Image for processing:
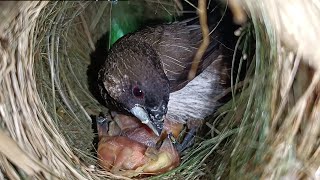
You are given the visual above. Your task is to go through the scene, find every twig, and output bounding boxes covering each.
[228,0,247,24]
[188,0,209,80]
[184,0,200,11]
[173,0,183,11]
[89,2,108,31]
[80,14,95,51]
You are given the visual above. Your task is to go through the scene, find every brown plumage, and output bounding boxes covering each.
[98,15,234,136]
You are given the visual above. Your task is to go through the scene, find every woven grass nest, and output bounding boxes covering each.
[0,1,319,179]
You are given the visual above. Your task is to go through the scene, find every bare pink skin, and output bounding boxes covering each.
[97,114,183,177]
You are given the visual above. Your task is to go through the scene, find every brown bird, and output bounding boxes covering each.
[97,14,233,139]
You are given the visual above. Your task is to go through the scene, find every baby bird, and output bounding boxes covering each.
[97,114,183,177]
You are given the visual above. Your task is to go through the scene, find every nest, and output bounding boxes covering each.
[0,0,319,179]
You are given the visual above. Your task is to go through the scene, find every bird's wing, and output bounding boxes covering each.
[125,17,227,92]
[155,19,224,92]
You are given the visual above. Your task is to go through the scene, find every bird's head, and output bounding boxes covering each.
[98,39,170,136]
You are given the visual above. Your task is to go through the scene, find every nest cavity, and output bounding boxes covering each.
[0,1,319,180]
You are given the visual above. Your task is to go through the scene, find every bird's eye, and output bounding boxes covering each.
[132,86,144,98]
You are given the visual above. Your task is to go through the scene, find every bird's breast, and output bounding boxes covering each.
[166,57,226,123]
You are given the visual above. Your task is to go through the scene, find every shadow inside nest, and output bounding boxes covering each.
[90,115,99,158]
[87,32,109,107]
[87,32,110,156]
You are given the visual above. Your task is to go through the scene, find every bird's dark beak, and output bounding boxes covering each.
[130,104,165,136]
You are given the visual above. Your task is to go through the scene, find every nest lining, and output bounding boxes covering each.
[0,1,319,180]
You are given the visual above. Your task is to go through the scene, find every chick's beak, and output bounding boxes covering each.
[130,105,165,136]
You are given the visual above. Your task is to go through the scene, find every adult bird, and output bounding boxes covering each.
[97,12,234,137]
